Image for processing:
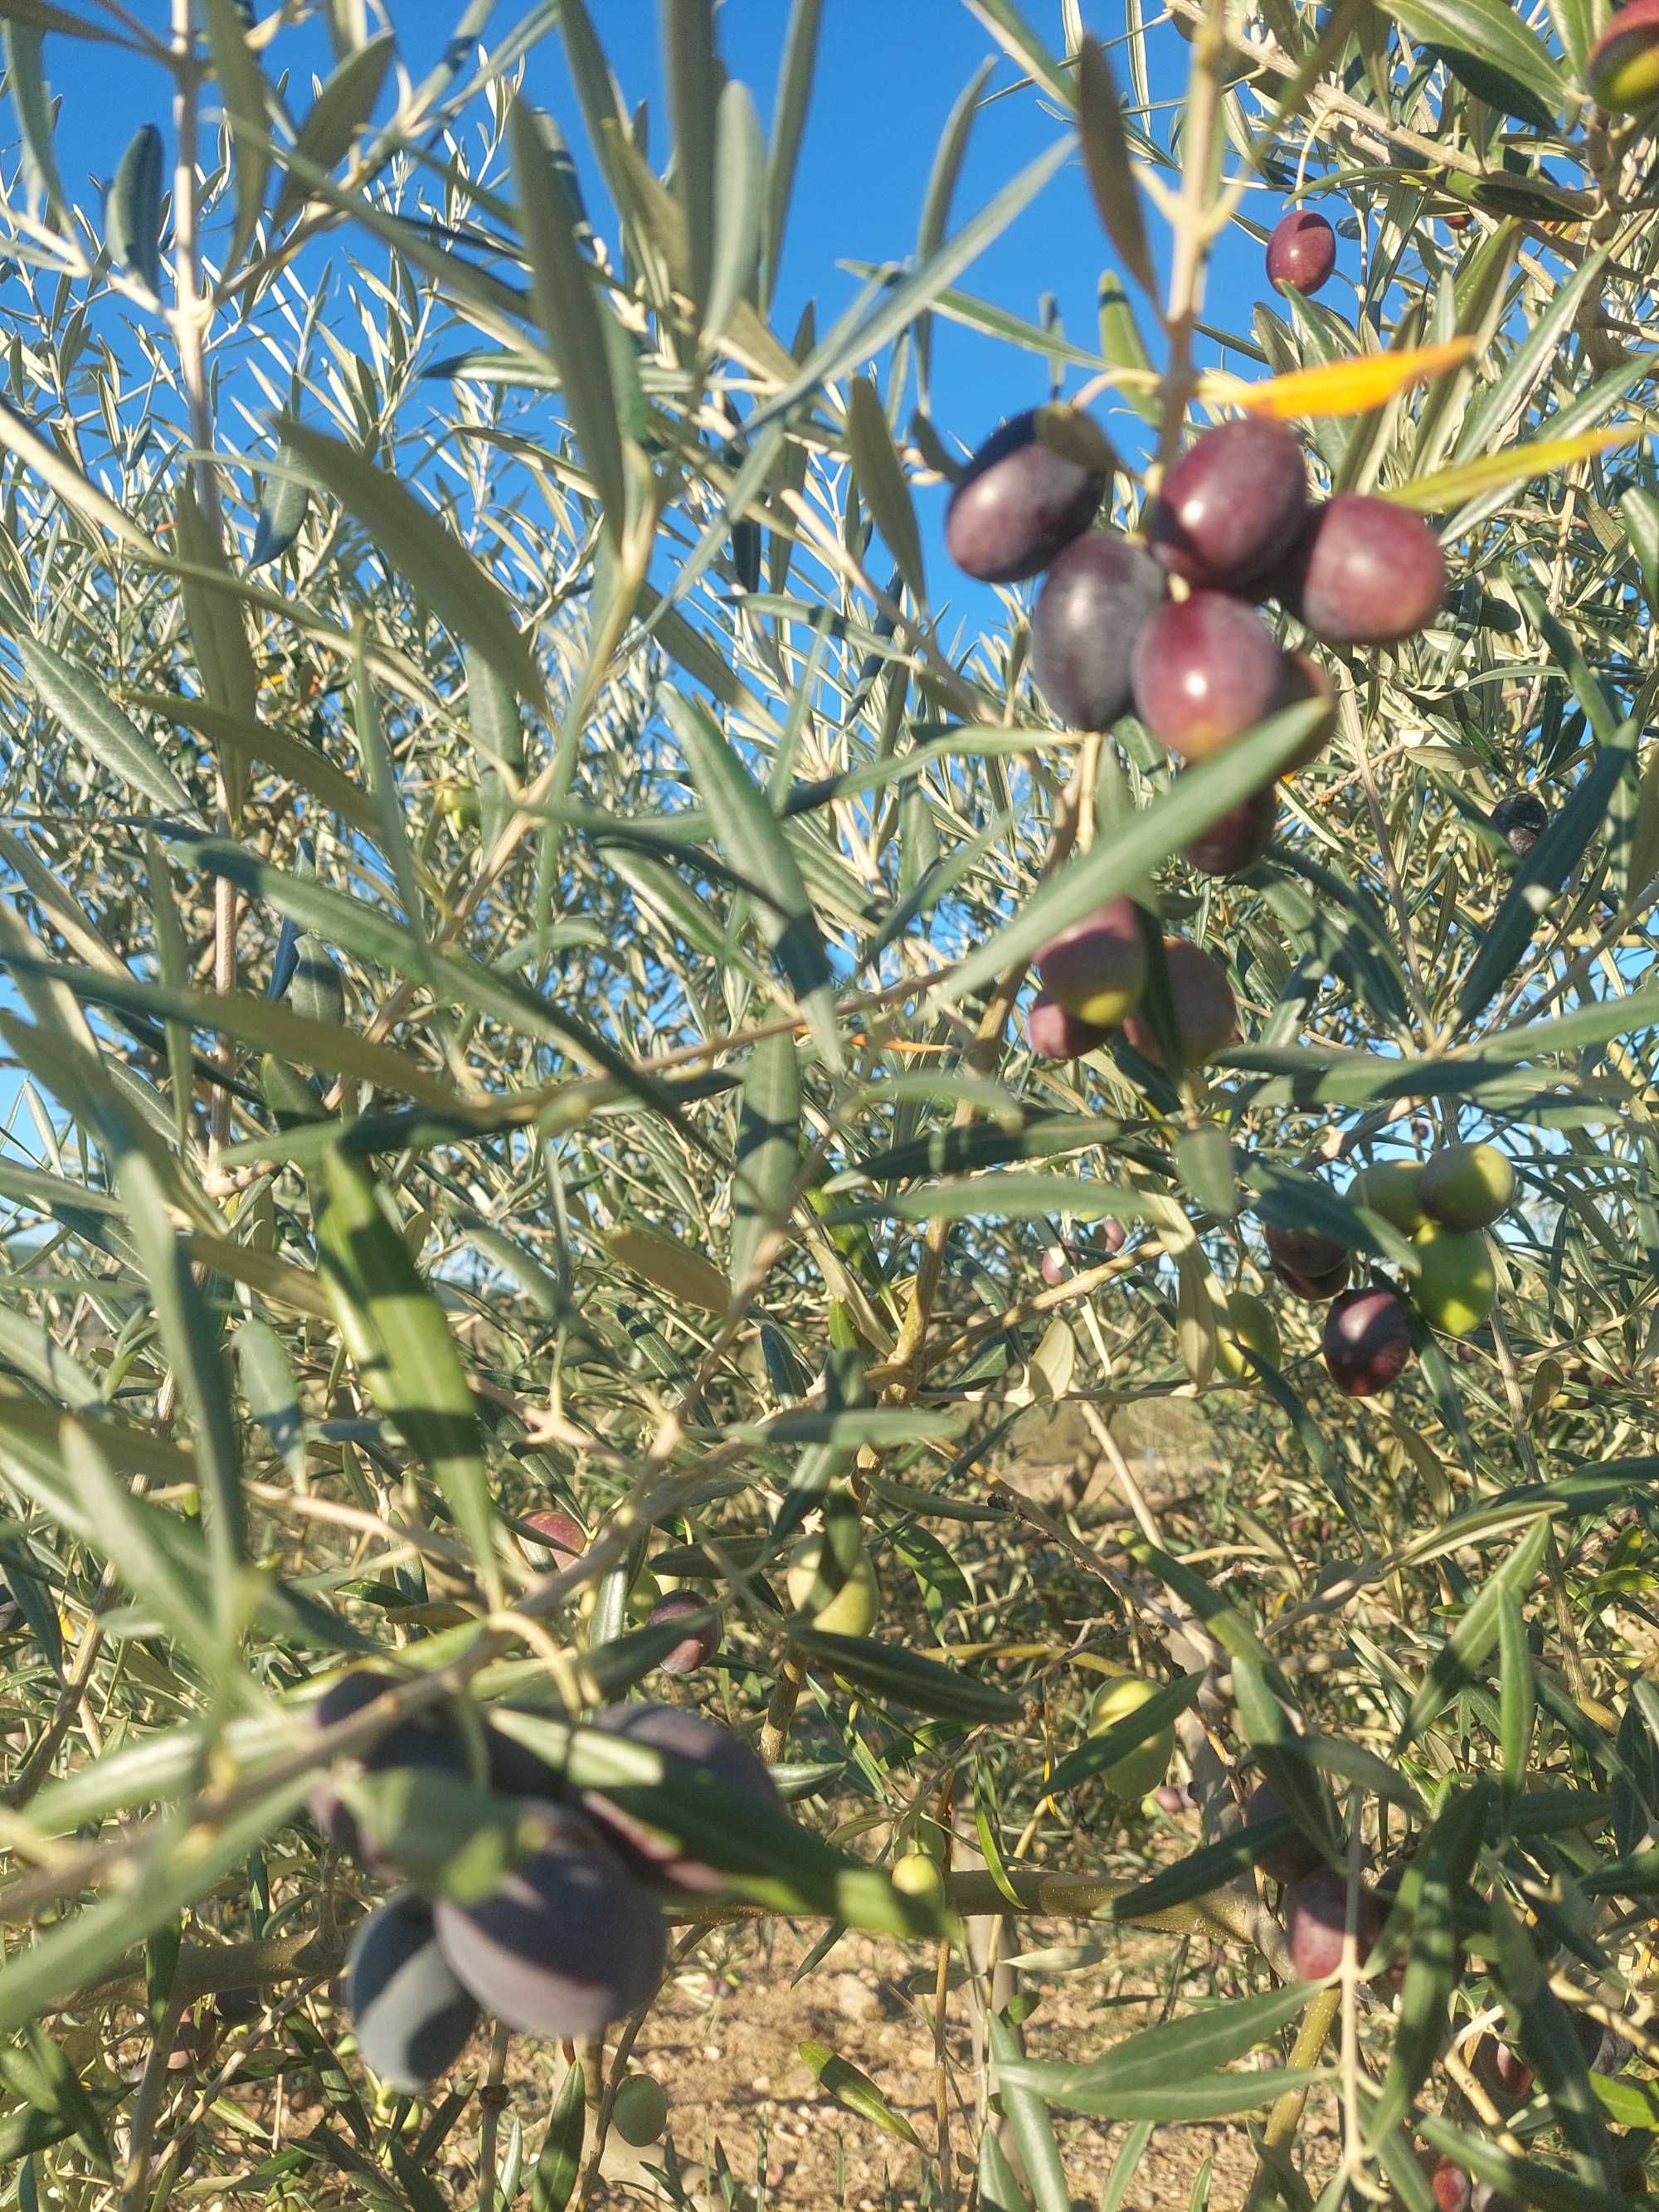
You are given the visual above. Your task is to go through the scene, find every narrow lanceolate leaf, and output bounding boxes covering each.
[731,1031,800,1291]
[1000,1982,1317,2114]
[105,120,164,300]
[507,96,626,538]
[942,698,1325,1005]
[234,1319,305,1480]
[1384,425,1633,513]
[5,27,69,227]
[111,1148,246,1596]
[315,1146,501,1607]
[247,450,309,567]
[201,0,272,272]
[603,1226,732,1315]
[989,2012,1072,2212]
[788,1628,1022,1723]
[846,377,925,605]
[530,2063,585,2212]
[1077,36,1155,294]
[275,419,544,709]
[664,690,842,1069]
[761,0,822,309]
[800,2042,921,2146]
[1623,488,1659,622]
[1228,339,1472,421]
[663,0,718,315]
[703,77,765,348]
[271,31,394,225]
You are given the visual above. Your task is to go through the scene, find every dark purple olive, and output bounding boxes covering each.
[1030,530,1166,728]
[349,1891,481,2090]
[1321,1285,1414,1396]
[1267,210,1337,294]
[581,1703,781,1895]
[305,1669,468,1863]
[645,1592,721,1677]
[521,1507,587,1572]
[1490,792,1547,858]
[1183,785,1277,877]
[1246,1782,1324,1885]
[1121,938,1238,1072]
[1264,1223,1350,1303]
[1146,418,1307,592]
[1277,497,1446,645]
[945,407,1112,583]
[1131,592,1287,761]
[432,1808,664,2037]
[1284,1865,1383,1980]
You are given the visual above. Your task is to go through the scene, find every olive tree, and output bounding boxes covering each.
[0,2,1652,2209]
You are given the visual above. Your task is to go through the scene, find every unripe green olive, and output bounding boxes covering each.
[1088,1676,1175,1797]
[1411,1223,1496,1338]
[1420,1142,1515,1232]
[1588,0,1659,112]
[1214,1291,1280,1386]
[786,1535,879,1638]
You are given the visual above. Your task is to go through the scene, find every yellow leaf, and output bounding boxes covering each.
[1382,425,1637,512]
[1222,338,1473,421]
[603,1227,732,1315]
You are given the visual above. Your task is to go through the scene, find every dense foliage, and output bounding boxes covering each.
[0,1,1653,2207]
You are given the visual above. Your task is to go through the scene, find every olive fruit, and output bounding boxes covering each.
[645,1591,722,1677]
[1420,1141,1515,1231]
[892,1850,947,1904]
[1267,209,1337,295]
[484,1704,570,1801]
[786,1532,879,1637]
[582,1702,781,1894]
[1349,1161,1427,1236]
[1131,592,1287,761]
[1034,897,1148,1027]
[1473,2035,1534,2103]
[1264,1222,1350,1302]
[1284,1865,1384,1980]
[1027,989,1110,1062]
[348,1892,480,2090]
[1321,1285,1414,1396]
[521,1508,587,1573]
[1087,1675,1175,1798]
[432,1806,664,2036]
[1146,418,1307,592]
[1430,2160,1473,2212]
[1245,1782,1324,1886]
[1102,1218,1127,1255]
[1040,1245,1071,1287]
[1121,939,1238,1072]
[1277,497,1446,645]
[945,406,1112,583]
[306,1668,468,1862]
[1410,1223,1496,1338]
[611,2072,669,2146]
[1030,532,1166,729]
[1183,784,1277,877]
[1214,1290,1281,1385]
[1491,791,1548,858]
[1587,0,1659,111]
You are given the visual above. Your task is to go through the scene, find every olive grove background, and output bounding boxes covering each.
[0,0,1652,2207]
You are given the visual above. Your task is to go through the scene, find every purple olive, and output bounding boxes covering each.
[946,408,1112,583]
[1146,418,1307,593]
[1321,1285,1413,1396]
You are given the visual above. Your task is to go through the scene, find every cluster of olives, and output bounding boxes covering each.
[1262,1142,1516,1397]
[946,343,1444,1075]
[309,1670,776,2095]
